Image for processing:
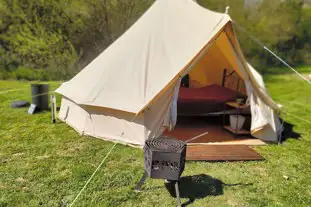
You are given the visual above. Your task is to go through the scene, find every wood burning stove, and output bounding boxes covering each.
[135,136,187,207]
[144,137,186,180]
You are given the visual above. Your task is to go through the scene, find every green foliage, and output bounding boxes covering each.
[0,0,311,79]
[0,70,11,79]
[0,0,83,78]
[0,0,153,80]
[13,67,51,81]
[0,66,67,81]
[198,0,311,73]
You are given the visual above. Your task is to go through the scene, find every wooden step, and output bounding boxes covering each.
[186,145,264,161]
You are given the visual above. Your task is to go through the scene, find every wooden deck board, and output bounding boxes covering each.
[186,145,264,161]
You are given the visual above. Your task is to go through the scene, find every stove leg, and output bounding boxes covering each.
[134,171,148,192]
[174,181,182,207]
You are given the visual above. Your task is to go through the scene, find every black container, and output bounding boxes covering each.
[31,84,49,111]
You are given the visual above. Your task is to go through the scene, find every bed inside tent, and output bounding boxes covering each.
[163,30,266,146]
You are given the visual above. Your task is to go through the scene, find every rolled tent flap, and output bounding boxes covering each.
[245,64,283,141]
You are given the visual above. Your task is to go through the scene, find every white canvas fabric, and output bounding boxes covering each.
[56,0,229,113]
[58,81,178,146]
[246,64,282,141]
[56,0,282,146]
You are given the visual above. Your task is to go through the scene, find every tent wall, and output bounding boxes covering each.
[58,81,177,146]
[59,97,146,145]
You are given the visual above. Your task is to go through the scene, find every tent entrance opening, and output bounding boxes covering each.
[163,116,265,145]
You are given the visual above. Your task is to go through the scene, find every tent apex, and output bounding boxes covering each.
[225,6,230,14]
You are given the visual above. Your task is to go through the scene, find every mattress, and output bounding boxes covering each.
[177,84,243,115]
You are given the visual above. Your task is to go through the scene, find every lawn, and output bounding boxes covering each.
[1,68,311,207]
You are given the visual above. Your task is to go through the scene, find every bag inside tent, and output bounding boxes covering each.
[163,25,266,146]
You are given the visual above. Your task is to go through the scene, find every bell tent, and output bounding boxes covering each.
[55,0,282,146]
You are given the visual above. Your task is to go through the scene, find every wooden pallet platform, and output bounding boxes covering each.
[186,145,264,161]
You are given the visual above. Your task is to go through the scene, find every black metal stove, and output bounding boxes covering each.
[144,137,186,180]
[135,136,187,207]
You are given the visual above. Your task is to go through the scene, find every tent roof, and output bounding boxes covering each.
[55,0,231,113]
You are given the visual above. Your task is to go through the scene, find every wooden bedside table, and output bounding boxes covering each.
[225,101,249,109]
[223,101,251,136]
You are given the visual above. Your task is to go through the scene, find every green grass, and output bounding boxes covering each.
[1,68,311,207]
[264,65,311,75]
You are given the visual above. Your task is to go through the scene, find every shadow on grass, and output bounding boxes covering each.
[281,120,301,143]
[164,174,252,207]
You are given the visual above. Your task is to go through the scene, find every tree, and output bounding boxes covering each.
[0,0,310,80]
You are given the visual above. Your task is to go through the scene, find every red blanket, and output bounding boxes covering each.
[178,84,237,103]
[177,84,241,115]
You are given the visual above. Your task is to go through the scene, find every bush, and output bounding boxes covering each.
[12,67,52,81]
[0,66,75,81]
[0,71,13,80]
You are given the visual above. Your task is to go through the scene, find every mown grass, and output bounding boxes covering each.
[0,68,311,207]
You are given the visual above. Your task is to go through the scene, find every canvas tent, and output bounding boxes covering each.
[55,0,283,146]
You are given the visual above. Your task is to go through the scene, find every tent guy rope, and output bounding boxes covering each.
[286,112,311,124]
[185,131,209,143]
[0,88,26,94]
[68,107,144,206]
[232,21,311,85]
[69,142,117,207]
